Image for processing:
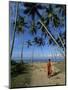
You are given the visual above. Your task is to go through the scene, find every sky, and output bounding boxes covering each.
[9,1,65,62]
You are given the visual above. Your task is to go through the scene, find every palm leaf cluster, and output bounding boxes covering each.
[10,2,66,59]
[13,16,27,33]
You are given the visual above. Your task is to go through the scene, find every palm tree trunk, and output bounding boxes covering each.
[31,46,34,63]
[21,34,24,63]
[54,26,65,50]
[40,20,60,47]
[58,34,65,51]
[39,20,65,56]
[36,10,65,55]
[10,3,18,58]
[31,14,35,63]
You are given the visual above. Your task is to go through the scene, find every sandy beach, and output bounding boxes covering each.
[29,61,65,86]
[11,61,65,88]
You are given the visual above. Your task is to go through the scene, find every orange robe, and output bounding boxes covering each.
[47,62,52,76]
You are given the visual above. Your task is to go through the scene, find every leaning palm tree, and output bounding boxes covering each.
[39,5,65,49]
[10,2,19,58]
[24,3,65,52]
[47,5,65,49]
[39,20,65,56]
[37,5,65,55]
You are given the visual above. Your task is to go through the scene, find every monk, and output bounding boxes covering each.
[47,59,52,77]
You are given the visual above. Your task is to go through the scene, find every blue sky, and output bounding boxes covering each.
[9,2,65,61]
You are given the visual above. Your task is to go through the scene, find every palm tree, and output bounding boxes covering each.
[17,16,27,62]
[10,2,19,58]
[24,3,45,35]
[50,5,65,51]
[39,20,65,56]
[24,3,65,50]
[10,2,28,60]
[29,21,37,35]
[24,3,44,19]
[26,40,32,48]
[11,6,27,62]
[24,3,65,57]
[37,17,65,55]
[37,5,65,54]
[16,16,28,63]
[24,3,44,63]
[42,5,65,49]
[26,40,33,63]
[55,5,66,17]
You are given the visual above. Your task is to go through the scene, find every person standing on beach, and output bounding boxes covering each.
[47,59,52,77]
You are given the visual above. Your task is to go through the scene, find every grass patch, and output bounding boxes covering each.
[10,60,32,88]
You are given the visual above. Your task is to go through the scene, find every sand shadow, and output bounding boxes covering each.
[50,71,61,78]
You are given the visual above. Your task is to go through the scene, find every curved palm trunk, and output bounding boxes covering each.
[54,26,65,50]
[39,20,60,48]
[39,20,65,56]
[58,34,65,52]
[36,10,65,55]
[10,3,18,58]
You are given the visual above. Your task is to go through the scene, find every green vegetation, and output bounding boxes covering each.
[11,60,29,77]
[10,60,32,88]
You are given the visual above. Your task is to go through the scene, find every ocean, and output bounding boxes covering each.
[13,57,64,63]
